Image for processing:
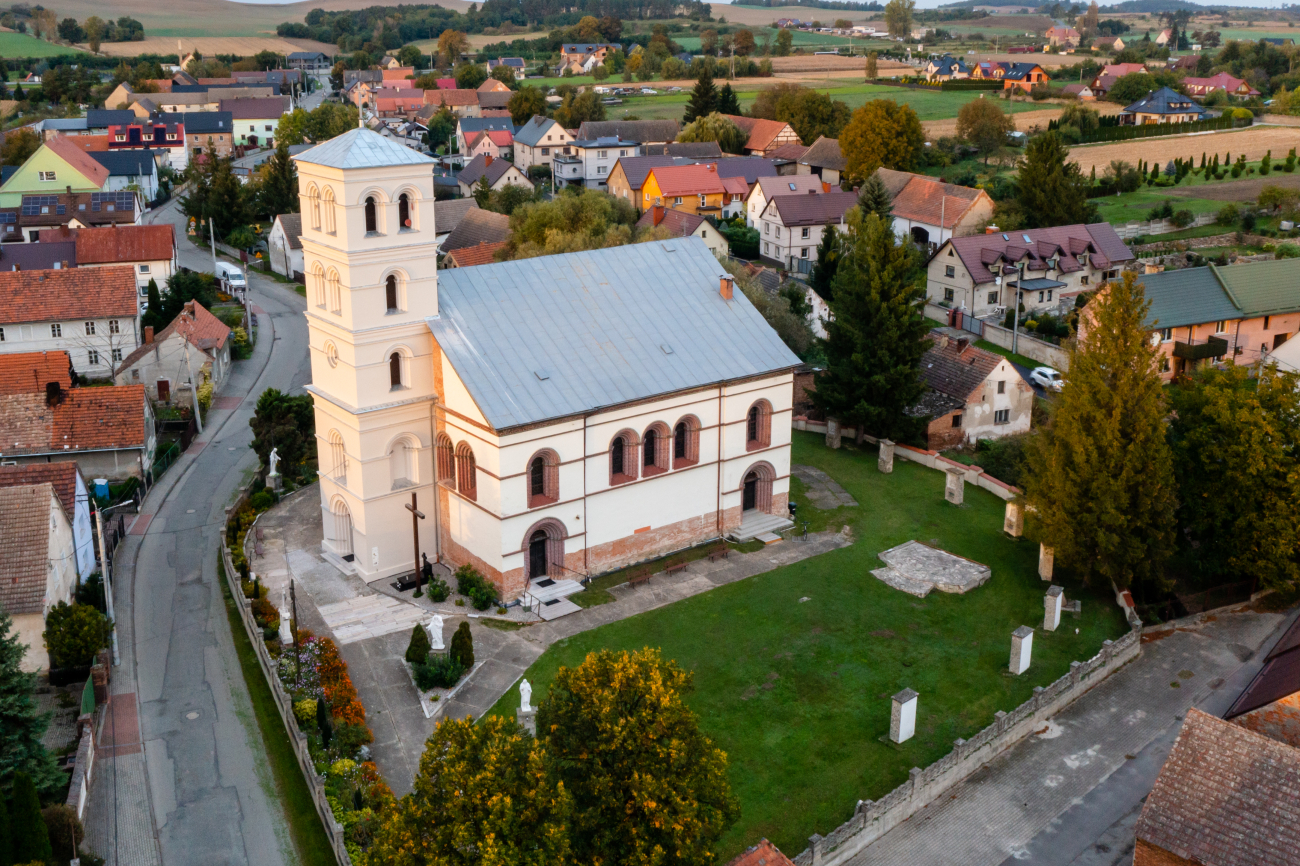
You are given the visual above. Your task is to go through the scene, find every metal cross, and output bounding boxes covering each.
[405,493,426,596]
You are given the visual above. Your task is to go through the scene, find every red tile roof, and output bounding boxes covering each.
[724,115,797,153]
[636,205,706,235]
[0,384,148,459]
[45,135,111,189]
[0,266,138,324]
[0,461,81,516]
[726,839,796,866]
[382,67,415,80]
[889,174,991,230]
[1136,708,1300,866]
[647,163,728,197]
[0,482,60,615]
[444,241,507,267]
[117,300,229,371]
[58,224,175,264]
[426,89,480,107]
[0,351,73,396]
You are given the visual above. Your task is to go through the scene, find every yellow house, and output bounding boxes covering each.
[642,164,737,216]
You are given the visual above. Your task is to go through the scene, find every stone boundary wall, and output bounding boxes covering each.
[65,716,96,820]
[793,624,1143,866]
[219,492,353,866]
[1112,211,1218,240]
[792,418,1022,502]
[924,302,1071,371]
[1134,232,1271,254]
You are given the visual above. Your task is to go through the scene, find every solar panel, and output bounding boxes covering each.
[0,212,16,223]
[90,191,135,213]
[21,195,59,216]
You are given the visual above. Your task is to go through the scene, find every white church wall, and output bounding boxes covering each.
[438,355,492,431]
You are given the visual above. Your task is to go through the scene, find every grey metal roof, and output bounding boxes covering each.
[512,116,560,147]
[1016,278,1066,290]
[1137,266,1240,330]
[86,110,136,129]
[429,238,802,431]
[294,128,435,170]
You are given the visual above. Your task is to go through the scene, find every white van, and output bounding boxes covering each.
[215,261,247,294]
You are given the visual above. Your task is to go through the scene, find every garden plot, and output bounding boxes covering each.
[1068,125,1300,175]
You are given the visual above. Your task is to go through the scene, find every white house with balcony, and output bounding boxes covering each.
[293,129,800,603]
[553,136,639,189]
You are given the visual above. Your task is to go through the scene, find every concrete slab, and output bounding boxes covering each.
[792,464,860,509]
[873,540,992,596]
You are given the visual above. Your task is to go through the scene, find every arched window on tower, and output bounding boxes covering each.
[385,275,398,313]
[364,196,378,234]
[322,187,336,234]
[398,193,411,230]
[306,185,321,230]
[389,352,403,389]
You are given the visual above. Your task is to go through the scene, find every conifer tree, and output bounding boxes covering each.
[1024,271,1177,594]
[450,621,474,668]
[257,139,298,219]
[404,623,430,666]
[1015,131,1097,228]
[0,612,60,794]
[715,82,740,116]
[683,68,717,123]
[9,772,51,864]
[142,278,164,332]
[812,210,929,441]
[808,225,841,301]
[856,172,893,222]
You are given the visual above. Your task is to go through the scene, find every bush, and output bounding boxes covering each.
[974,434,1029,488]
[450,621,474,669]
[250,490,274,511]
[251,597,280,631]
[413,653,466,690]
[293,698,317,725]
[333,721,374,755]
[42,804,82,863]
[426,577,450,603]
[1147,200,1174,221]
[454,564,497,610]
[1216,203,1239,226]
[1171,209,1195,228]
[404,622,430,665]
[1275,243,1300,259]
[1242,212,1258,231]
[43,602,112,670]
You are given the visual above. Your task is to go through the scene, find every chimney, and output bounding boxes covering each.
[652,204,664,226]
[144,326,154,344]
[45,381,63,407]
[956,337,970,353]
[822,181,830,193]
[484,154,493,166]
[985,224,999,234]
[719,274,734,300]
[936,334,949,349]
[707,162,716,172]
[66,185,72,195]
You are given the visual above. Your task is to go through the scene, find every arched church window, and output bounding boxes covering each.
[398,193,411,229]
[746,401,772,451]
[389,352,402,389]
[436,433,455,487]
[673,416,703,468]
[527,450,559,507]
[365,196,378,234]
[385,275,398,313]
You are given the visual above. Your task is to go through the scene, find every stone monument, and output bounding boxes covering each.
[267,446,282,491]
[890,688,918,744]
[1003,501,1023,537]
[1038,544,1054,580]
[826,417,842,450]
[944,466,965,505]
[428,614,444,651]
[516,678,537,736]
[278,586,292,645]
[878,439,895,474]
[1044,586,1063,632]
[1009,626,1034,675]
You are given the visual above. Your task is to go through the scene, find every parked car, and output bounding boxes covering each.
[1029,367,1063,391]
[215,261,247,295]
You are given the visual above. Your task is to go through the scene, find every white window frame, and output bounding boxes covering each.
[51,323,62,337]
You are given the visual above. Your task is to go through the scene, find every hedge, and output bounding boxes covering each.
[1068,115,1243,144]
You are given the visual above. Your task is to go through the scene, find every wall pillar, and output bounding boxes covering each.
[1010,626,1033,675]
[891,688,918,743]
[944,466,964,505]
[825,417,841,450]
[878,438,895,474]
[1003,501,1023,537]
[1038,544,1054,581]
[1044,585,1063,632]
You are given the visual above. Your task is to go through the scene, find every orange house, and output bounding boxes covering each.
[1002,62,1049,92]
[641,164,729,215]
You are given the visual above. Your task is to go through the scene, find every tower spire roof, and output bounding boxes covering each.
[294,128,435,170]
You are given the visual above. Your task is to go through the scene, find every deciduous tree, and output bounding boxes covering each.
[1024,272,1177,594]
[43,603,112,670]
[1016,131,1098,228]
[775,28,793,56]
[437,29,470,68]
[249,387,316,477]
[813,210,929,441]
[508,86,547,125]
[454,62,488,89]
[749,82,851,144]
[1169,363,1300,592]
[84,15,105,52]
[884,0,915,39]
[733,28,756,56]
[956,97,1015,162]
[839,99,925,181]
[676,112,747,154]
[865,51,878,80]
[490,63,517,88]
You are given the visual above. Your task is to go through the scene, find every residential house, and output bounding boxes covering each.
[512,116,575,172]
[554,137,638,189]
[465,128,515,161]
[723,115,801,156]
[1170,54,1201,71]
[1134,257,1300,380]
[440,207,511,255]
[1154,28,1173,47]
[105,117,188,171]
[456,154,532,197]
[83,110,138,135]
[39,224,177,295]
[912,328,1033,449]
[0,136,110,208]
[1088,62,1147,97]
[0,461,94,583]
[0,240,76,269]
[576,120,681,149]
[128,87,277,115]
[1183,72,1260,99]
[477,79,511,94]
[747,175,835,227]
[455,117,518,155]
[926,223,1133,318]
[486,57,526,80]
[288,51,331,72]
[795,136,846,185]
[180,110,234,158]
[0,483,77,672]
[433,199,477,251]
[1061,83,1095,100]
[971,61,1009,80]
[442,241,508,268]
[608,155,777,212]
[641,163,733,216]
[636,205,729,257]
[87,150,160,202]
[925,56,970,81]
[1132,709,1300,866]
[757,190,858,272]
[477,90,512,114]
[766,141,808,175]
[1224,614,1300,746]
[1002,62,1049,92]
[115,300,232,399]
[268,213,304,279]
[644,141,725,159]
[876,168,996,247]
[342,70,383,90]
[0,266,141,377]
[10,191,142,241]
[424,89,481,118]
[376,92,427,119]
[1045,25,1080,49]
[382,67,415,82]
[1092,36,1125,52]
[222,97,291,146]
[1120,86,1207,124]
[379,56,403,70]
[558,43,620,74]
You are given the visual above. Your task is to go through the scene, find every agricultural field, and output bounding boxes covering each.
[1092,167,1300,225]
[97,35,337,58]
[0,31,81,57]
[1067,125,1300,175]
[921,103,1123,139]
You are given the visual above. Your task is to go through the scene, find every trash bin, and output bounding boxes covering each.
[94,478,109,500]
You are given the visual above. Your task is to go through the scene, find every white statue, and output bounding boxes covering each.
[428,614,444,650]
[520,679,532,713]
[268,447,280,476]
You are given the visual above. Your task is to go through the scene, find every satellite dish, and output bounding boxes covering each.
[995,276,1001,286]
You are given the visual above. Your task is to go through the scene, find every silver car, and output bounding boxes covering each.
[1029,367,1064,392]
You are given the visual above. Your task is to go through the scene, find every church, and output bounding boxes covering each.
[295,129,801,600]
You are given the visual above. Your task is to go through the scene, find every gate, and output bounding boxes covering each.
[948,308,985,337]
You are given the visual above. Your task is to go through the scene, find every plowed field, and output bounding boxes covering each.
[1067,125,1300,175]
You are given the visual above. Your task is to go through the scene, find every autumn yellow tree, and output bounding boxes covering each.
[839,99,925,181]
[884,0,915,39]
[865,51,878,81]
[437,30,470,68]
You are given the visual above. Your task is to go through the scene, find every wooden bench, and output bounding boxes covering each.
[255,527,264,541]
[628,569,652,588]
[665,561,689,575]
[254,542,265,558]
[707,548,729,562]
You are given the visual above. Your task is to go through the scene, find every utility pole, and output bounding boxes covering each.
[405,493,426,596]
[208,217,217,277]
[182,318,204,435]
[1012,261,1025,355]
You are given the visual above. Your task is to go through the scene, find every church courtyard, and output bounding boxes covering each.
[484,431,1131,860]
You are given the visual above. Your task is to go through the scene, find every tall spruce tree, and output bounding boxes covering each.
[0,612,60,795]
[856,173,893,222]
[142,278,164,332]
[9,772,51,864]
[1016,131,1098,228]
[258,139,298,219]
[208,153,249,236]
[1024,272,1177,595]
[808,224,841,301]
[684,68,718,123]
[716,82,740,115]
[812,210,929,441]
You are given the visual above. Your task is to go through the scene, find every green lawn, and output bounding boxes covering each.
[1093,188,1232,225]
[0,32,81,57]
[485,431,1129,860]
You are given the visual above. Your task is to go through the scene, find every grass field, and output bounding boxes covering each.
[0,32,81,57]
[485,431,1129,860]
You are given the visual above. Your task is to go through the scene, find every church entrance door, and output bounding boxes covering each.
[528,530,549,580]
[743,472,758,512]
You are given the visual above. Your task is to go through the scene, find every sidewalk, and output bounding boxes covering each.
[840,603,1289,866]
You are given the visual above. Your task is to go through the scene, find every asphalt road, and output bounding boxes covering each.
[112,197,312,865]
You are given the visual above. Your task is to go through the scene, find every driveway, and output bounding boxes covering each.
[84,197,312,866]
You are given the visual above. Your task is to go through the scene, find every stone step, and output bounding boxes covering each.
[730,512,795,542]
[536,598,582,621]
[757,531,783,545]
[521,578,584,607]
[319,593,427,645]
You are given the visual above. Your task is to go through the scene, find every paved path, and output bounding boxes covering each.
[83,195,311,866]
[842,604,1291,866]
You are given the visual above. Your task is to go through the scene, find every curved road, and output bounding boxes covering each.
[89,194,312,866]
